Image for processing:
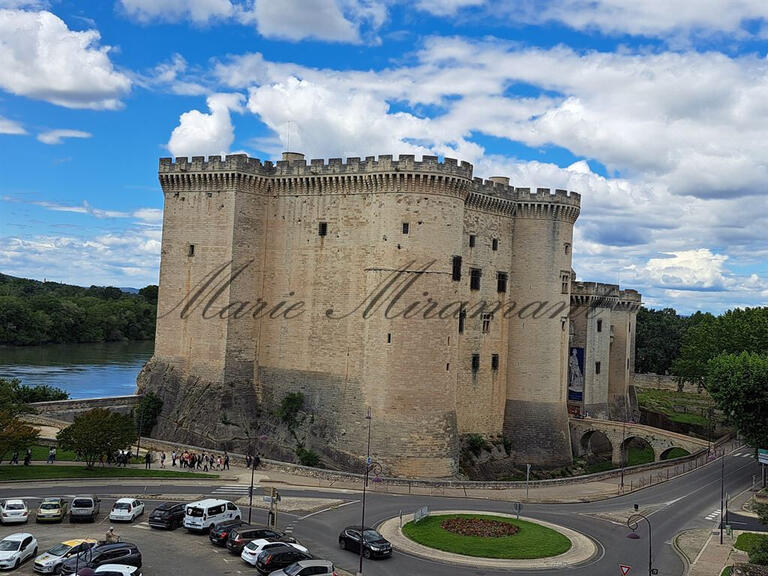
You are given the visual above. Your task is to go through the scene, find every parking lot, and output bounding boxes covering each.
[0,498,282,575]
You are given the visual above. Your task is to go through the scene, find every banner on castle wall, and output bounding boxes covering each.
[568,347,585,402]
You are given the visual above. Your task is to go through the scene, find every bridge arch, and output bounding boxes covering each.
[660,447,691,460]
[620,436,655,466]
[580,430,613,459]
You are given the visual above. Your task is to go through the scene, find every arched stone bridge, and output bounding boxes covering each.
[569,417,710,465]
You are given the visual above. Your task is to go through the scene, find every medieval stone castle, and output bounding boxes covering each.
[138,152,641,478]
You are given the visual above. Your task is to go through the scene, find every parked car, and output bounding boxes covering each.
[184,499,240,532]
[148,502,185,529]
[94,564,142,575]
[109,499,144,522]
[208,519,247,546]
[36,498,68,523]
[254,544,311,575]
[267,559,337,576]
[69,496,101,523]
[226,526,296,555]
[59,543,141,575]
[0,533,38,570]
[0,499,30,524]
[338,526,392,559]
[240,539,309,567]
[33,539,97,574]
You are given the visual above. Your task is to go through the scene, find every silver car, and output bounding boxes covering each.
[269,559,336,576]
[69,496,101,522]
[0,499,29,524]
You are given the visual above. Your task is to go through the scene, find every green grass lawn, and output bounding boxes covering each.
[627,445,655,466]
[402,514,571,559]
[29,445,77,461]
[720,566,732,576]
[734,532,768,554]
[584,460,617,474]
[636,388,715,427]
[0,465,218,481]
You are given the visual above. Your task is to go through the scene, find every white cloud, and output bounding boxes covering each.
[514,0,768,40]
[37,129,92,145]
[118,0,234,23]
[0,115,26,134]
[0,9,131,109]
[640,249,730,291]
[167,93,243,158]
[414,0,484,16]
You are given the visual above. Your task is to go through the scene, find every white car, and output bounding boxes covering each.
[0,533,38,570]
[0,500,29,524]
[33,539,97,574]
[94,564,142,575]
[240,539,310,567]
[109,499,145,522]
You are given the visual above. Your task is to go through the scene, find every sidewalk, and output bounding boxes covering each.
[689,533,748,576]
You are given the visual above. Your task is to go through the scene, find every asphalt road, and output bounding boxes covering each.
[0,449,763,576]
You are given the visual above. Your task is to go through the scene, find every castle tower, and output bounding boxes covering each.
[143,154,271,444]
[504,188,580,466]
[608,290,642,419]
[568,282,620,419]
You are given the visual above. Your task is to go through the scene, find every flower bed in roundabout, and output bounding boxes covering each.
[401,513,572,559]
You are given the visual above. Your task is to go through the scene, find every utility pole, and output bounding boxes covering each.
[358,407,372,576]
[720,451,725,544]
[248,446,256,524]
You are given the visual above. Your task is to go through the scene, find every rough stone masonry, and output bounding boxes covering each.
[137,152,640,478]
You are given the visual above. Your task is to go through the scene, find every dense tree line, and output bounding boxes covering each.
[0,273,158,345]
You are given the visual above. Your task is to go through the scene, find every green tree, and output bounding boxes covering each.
[134,392,163,436]
[0,411,39,463]
[139,285,158,305]
[635,307,689,374]
[705,352,768,449]
[755,502,768,527]
[57,408,137,468]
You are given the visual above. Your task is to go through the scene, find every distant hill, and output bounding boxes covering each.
[0,273,158,346]
[119,287,140,294]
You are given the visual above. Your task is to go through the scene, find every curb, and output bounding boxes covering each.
[673,530,695,575]
[0,476,235,484]
[377,510,599,570]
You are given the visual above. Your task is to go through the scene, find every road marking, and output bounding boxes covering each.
[212,485,254,495]
[704,509,721,520]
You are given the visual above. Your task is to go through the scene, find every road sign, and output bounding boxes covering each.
[619,564,631,575]
[758,448,768,465]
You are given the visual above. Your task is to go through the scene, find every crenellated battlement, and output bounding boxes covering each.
[272,153,474,179]
[570,281,622,308]
[159,154,275,175]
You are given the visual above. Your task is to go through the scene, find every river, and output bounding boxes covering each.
[0,341,154,399]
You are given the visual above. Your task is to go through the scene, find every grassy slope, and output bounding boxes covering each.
[402,514,571,559]
[0,465,217,481]
[635,388,714,427]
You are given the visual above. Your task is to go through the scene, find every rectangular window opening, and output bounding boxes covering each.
[446,363,450,371]
[452,256,462,281]
[387,333,392,343]
[561,271,570,294]
[470,268,482,291]
[564,242,571,255]
[402,222,409,234]
[492,238,498,251]
[595,361,601,374]
[187,244,195,257]
[597,319,603,332]
[482,313,492,334]
[491,354,499,371]
[458,309,466,334]
[471,354,480,373]
[318,222,328,236]
[497,272,507,293]
[469,234,476,248]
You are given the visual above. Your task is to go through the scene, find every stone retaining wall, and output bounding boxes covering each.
[633,373,705,395]
[31,395,142,422]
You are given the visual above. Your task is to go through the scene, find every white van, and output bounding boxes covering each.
[183,499,240,532]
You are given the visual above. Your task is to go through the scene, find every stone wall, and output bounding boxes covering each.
[633,372,704,394]
[31,395,142,422]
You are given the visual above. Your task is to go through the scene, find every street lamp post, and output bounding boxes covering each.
[358,407,372,576]
[627,509,654,576]
[248,445,256,524]
[720,449,726,544]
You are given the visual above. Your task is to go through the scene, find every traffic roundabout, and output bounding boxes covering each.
[378,509,599,570]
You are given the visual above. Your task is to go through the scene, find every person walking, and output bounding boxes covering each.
[10,451,18,466]
[160,451,166,469]
[253,453,261,469]
[223,451,230,471]
[23,448,31,466]
[144,451,151,470]
[171,450,177,467]
[245,453,252,468]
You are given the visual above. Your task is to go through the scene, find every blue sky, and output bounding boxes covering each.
[1,0,768,313]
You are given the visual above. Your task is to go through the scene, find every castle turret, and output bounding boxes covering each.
[608,289,642,419]
[504,188,581,466]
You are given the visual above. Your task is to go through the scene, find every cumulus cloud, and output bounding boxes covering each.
[0,9,131,109]
[119,0,234,23]
[414,0,484,16]
[37,129,92,145]
[0,115,26,134]
[167,93,243,157]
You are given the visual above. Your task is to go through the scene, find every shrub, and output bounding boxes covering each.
[466,434,487,456]
[296,446,319,467]
[278,393,305,428]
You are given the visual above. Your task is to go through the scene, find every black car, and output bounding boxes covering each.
[148,502,185,529]
[59,542,142,575]
[209,519,248,546]
[226,525,296,555]
[255,545,311,575]
[338,526,392,559]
